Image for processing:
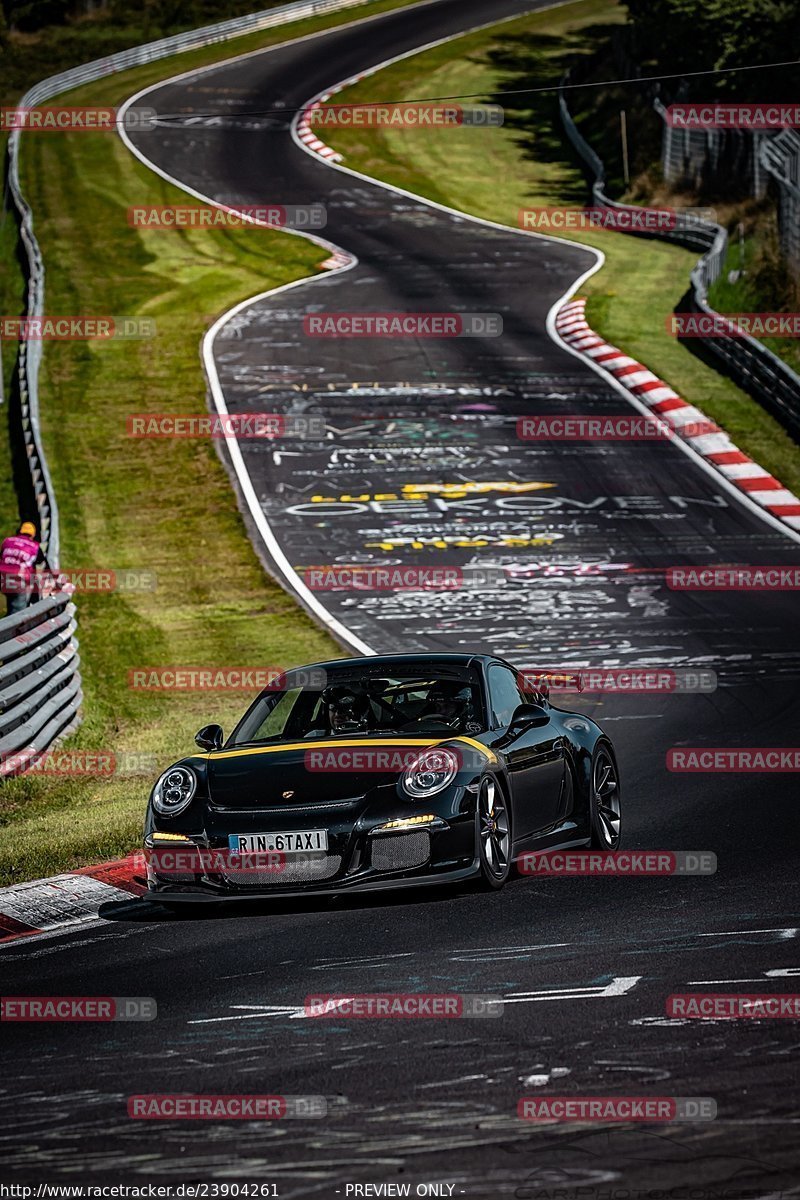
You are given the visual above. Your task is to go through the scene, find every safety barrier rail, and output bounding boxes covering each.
[760,129,800,279]
[0,592,81,777]
[2,0,387,770]
[557,77,800,441]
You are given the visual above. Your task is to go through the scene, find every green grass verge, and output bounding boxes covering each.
[0,0,424,556]
[322,0,800,495]
[0,0,426,886]
[708,217,800,378]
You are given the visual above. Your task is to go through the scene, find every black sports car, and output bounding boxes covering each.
[143,653,621,905]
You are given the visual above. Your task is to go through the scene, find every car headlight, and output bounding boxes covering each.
[152,765,197,816]
[401,748,458,799]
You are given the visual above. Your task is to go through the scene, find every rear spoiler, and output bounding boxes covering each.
[518,670,584,697]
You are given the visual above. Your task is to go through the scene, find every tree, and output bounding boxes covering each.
[624,0,800,101]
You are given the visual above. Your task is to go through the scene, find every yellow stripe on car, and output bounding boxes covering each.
[450,736,498,765]
[194,736,496,765]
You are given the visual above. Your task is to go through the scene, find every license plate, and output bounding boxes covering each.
[229,830,328,854]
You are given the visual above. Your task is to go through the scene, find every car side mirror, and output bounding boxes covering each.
[195,723,223,752]
[508,702,549,733]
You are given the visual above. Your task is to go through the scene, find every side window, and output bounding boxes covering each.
[252,688,303,740]
[487,665,526,728]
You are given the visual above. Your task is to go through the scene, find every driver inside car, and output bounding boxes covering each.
[305,686,373,737]
[414,682,473,732]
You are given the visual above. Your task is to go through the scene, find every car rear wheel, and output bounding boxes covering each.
[477,776,512,889]
[589,742,622,849]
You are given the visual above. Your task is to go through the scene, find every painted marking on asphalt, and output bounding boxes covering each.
[189,1005,307,1023]
[311,952,415,970]
[688,968,800,983]
[698,928,798,938]
[188,977,643,1023]
[520,1066,572,1086]
[0,873,141,935]
[450,943,571,961]
[417,1074,490,1090]
[504,976,641,1003]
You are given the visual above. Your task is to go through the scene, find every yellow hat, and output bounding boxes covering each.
[19,521,36,537]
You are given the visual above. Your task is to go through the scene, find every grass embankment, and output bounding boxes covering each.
[321,0,800,495]
[707,218,800,377]
[0,0,424,885]
[0,0,423,527]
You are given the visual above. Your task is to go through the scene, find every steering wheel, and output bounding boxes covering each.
[402,716,456,732]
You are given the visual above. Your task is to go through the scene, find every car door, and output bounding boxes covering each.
[486,664,565,837]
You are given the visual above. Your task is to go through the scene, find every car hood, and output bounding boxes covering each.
[202,738,459,811]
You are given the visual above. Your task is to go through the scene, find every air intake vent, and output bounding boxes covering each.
[371,831,430,873]
[223,852,342,886]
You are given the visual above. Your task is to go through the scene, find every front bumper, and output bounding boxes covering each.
[145,861,481,902]
[144,808,478,900]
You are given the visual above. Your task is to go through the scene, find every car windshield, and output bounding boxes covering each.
[229,664,484,746]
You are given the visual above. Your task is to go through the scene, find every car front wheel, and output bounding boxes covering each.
[589,742,622,849]
[477,775,512,889]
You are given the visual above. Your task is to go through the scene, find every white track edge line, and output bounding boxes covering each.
[115,0,582,656]
[285,16,800,547]
[123,0,800,673]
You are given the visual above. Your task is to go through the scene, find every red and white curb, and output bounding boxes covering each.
[555,298,800,533]
[0,856,145,944]
[295,89,358,272]
[296,76,355,163]
[318,249,354,271]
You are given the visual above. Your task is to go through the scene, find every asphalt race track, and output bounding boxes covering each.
[3,0,800,1193]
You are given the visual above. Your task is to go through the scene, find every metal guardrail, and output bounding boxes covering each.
[2,0,386,773]
[5,0,383,567]
[558,78,800,441]
[0,592,81,777]
[761,129,800,278]
[658,105,773,200]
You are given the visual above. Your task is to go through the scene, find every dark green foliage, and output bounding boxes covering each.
[625,0,800,101]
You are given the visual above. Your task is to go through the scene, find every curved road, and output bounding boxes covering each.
[3,1,800,1193]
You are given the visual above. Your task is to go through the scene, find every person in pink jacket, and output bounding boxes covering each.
[0,521,45,616]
